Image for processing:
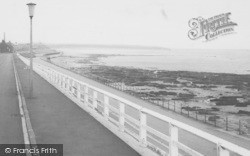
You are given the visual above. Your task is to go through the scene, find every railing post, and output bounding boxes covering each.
[169,123,178,156]
[214,115,217,127]
[63,77,66,89]
[72,81,76,96]
[55,73,57,83]
[239,120,241,135]
[59,74,62,86]
[56,73,59,84]
[61,76,64,88]
[174,101,176,112]
[139,110,147,147]
[51,71,53,82]
[162,99,165,108]
[226,117,228,131]
[217,145,230,156]
[61,75,64,88]
[70,79,73,93]
[84,86,89,107]
[69,79,73,94]
[46,70,48,79]
[53,72,56,83]
[50,71,52,82]
[104,95,109,120]
[66,78,70,91]
[119,102,125,132]
[204,112,207,123]
[48,70,51,81]
[50,71,53,82]
[62,76,65,88]
[58,74,61,86]
[56,73,58,84]
[93,91,98,109]
[54,73,57,83]
[77,83,81,100]
[180,103,183,114]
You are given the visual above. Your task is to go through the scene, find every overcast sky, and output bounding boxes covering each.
[0,0,249,49]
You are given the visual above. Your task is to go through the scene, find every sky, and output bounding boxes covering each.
[0,0,250,49]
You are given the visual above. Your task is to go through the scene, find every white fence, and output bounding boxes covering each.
[17,54,250,156]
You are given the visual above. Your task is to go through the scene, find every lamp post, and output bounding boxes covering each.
[27,3,36,98]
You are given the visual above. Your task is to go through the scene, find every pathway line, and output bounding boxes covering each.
[13,54,38,156]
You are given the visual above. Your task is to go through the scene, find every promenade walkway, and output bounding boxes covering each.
[0,53,23,144]
[13,54,139,156]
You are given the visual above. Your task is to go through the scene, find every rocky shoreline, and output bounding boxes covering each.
[18,49,250,135]
[51,54,250,110]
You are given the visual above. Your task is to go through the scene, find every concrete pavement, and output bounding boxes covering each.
[0,53,23,144]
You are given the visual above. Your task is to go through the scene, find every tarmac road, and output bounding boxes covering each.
[0,53,23,144]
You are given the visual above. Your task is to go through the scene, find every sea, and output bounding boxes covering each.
[53,46,250,75]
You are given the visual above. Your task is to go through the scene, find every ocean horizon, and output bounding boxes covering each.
[51,45,250,75]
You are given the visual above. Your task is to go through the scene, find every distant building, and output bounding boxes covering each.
[0,33,13,53]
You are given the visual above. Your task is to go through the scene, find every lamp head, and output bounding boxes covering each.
[27,3,36,18]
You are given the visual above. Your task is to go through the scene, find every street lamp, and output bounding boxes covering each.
[27,2,36,98]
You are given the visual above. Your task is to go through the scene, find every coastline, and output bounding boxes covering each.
[50,54,250,135]
[16,44,250,135]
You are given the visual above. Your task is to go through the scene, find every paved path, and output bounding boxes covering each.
[14,55,139,156]
[0,53,23,144]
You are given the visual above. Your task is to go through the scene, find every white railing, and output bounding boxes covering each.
[17,54,250,156]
